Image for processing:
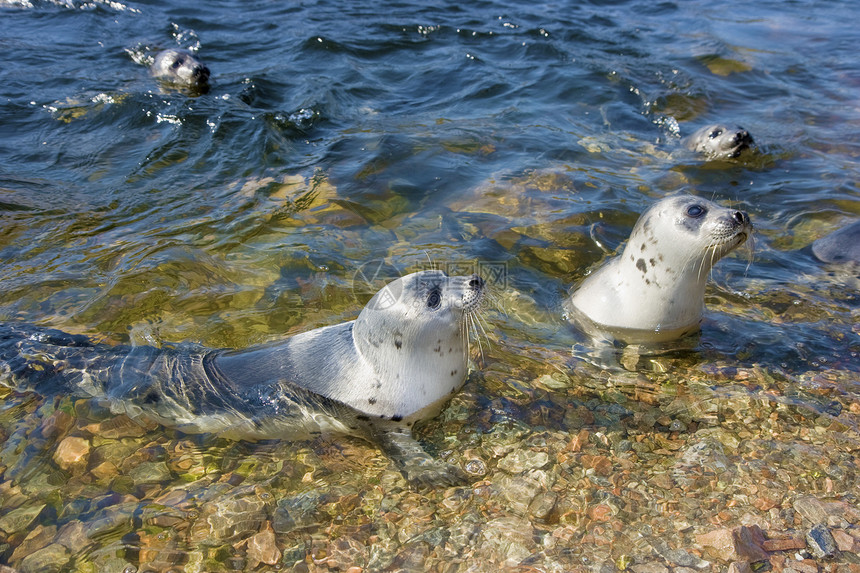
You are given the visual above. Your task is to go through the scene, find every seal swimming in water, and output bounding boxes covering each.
[151,48,210,93]
[564,195,752,343]
[0,270,486,486]
[812,220,860,264]
[683,124,754,159]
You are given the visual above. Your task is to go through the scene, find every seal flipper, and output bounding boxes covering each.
[374,426,467,488]
[0,322,118,396]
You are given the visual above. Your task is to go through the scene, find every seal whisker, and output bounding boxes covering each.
[471,309,493,358]
[693,246,711,283]
[422,250,437,271]
[466,313,484,364]
[742,232,756,276]
[706,244,719,282]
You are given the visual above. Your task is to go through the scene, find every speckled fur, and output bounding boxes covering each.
[565,195,751,343]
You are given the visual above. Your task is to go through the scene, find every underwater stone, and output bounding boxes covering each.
[128,461,174,485]
[806,523,838,559]
[53,436,90,471]
[480,516,535,567]
[695,525,768,563]
[0,504,46,536]
[273,491,324,533]
[55,520,90,553]
[497,449,548,473]
[245,523,281,567]
[528,491,558,521]
[9,524,56,564]
[18,543,69,573]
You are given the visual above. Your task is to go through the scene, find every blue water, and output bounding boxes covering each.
[1,0,859,569]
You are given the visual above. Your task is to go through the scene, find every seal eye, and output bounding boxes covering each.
[686,204,706,218]
[427,289,442,309]
[708,128,723,139]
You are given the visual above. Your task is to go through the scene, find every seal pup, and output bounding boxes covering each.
[683,124,754,159]
[151,48,210,93]
[812,220,860,264]
[564,195,752,343]
[0,270,486,486]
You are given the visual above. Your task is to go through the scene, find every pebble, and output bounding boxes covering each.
[805,524,838,559]
[83,414,153,439]
[831,529,860,553]
[696,525,769,563]
[55,521,90,554]
[762,535,807,552]
[0,504,46,536]
[528,491,558,521]
[18,543,69,573]
[128,461,173,485]
[245,523,281,567]
[52,436,90,471]
[9,525,55,564]
[497,449,549,473]
[480,516,535,567]
[727,563,752,573]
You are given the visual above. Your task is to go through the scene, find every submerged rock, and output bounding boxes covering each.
[497,449,549,473]
[806,523,839,559]
[188,486,270,544]
[52,436,90,472]
[18,543,69,573]
[695,525,768,563]
[480,516,536,567]
[0,504,46,536]
[245,523,281,567]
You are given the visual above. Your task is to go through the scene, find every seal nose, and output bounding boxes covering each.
[193,65,210,81]
[734,129,752,145]
[733,210,750,226]
[469,275,485,290]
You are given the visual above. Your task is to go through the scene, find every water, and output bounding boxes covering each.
[0,0,858,570]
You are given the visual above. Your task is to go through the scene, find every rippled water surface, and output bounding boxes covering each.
[1,0,859,571]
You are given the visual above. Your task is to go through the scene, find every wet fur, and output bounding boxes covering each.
[0,271,485,487]
[565,195,751,343]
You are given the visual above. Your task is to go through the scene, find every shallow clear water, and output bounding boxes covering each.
[0,0,858,570]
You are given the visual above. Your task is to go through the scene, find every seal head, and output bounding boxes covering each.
[295,270,485,425]
[151,48,210,92]
[684,124,754,159]
[812,220,860,264]
[565,195,752,343]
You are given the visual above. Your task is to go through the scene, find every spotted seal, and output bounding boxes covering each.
[564,195,752,343]
[812,220,860,264]
[683,124,754,159]
[151,48,210,92]
[0,270,486,486]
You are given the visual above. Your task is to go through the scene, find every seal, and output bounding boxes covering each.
[683,124,754,159]
[151,48,210,92]
[812,220,860,264]
[564,195,752,343]
[0,270,486,486]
